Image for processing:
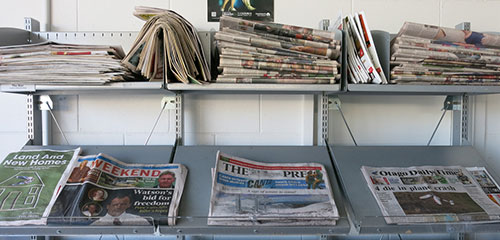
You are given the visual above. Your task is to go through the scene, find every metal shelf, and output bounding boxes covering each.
[0,225,155,236]
[345,84,500,95]
[0,82,169,95]
[167,83,342,94]
[160,145,350,235]
[329,145,500,234]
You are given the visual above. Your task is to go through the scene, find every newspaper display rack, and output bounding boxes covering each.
[330,145,500,234]
[3,14,500,240]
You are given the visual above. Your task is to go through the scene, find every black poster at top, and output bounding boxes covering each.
[207,0,274,22]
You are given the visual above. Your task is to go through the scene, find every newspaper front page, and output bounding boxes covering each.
[361,166,500,224]
[0,148,80,226]
[49,153,187,226]
[208,151,339,225]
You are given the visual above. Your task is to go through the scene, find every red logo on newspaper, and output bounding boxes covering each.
[368,67,373,72]
[359,49,364,57]
[92,159,161,177]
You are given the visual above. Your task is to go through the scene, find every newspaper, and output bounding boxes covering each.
[397,22,500,48]
[467,167,500,207]
[215,29,340,59]
[344,13,383,84]
[48,153,187,226]
[215,16,341,84]
[0,42,132,85]
[123,8,211,84]
[0,148,80,226]
[208,151,339,226]
[219,58,336,75]
[355,12,387,83]
[214,78,336,84]
[361,166,500,224]
[390,22,500,85]
[220,16,338,44]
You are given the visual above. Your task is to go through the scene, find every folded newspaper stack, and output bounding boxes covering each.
[49,153,187,226]
[0,42,133,85]
[123,7,211,84]
[0,148,81,226]
[391,22,500,85]
[208,151,339,225]
[361,166,500,224]
[343,12,387,84]
[214,16,341,84]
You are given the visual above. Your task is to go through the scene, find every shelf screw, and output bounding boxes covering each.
[133,229,138,233]
[56,230,62,234]
[253,229,258,233]
[177,229,182,233]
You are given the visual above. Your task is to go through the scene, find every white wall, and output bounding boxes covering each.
[0,0,499,167]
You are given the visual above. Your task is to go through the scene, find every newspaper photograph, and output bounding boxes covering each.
[49,153,187,226]
[361,166,500,224]
[397,22,500,48]
[208,151,339,226]
[0,148,80,226]
[467,167,500,207]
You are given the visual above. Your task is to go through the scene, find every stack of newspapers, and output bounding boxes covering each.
[391,22,500,85]
[123,7,210,84]
[343,12,387,84]
[0,42,132,85]
[208,151,339,225]
[362,165,500,224]
[49,153,188,226]
[214,16,341,84]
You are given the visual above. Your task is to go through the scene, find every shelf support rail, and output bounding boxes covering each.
[317,93,330,145]
[27,94,38,145]
[175,93,184,146]
[454,94,471,146]
[428,95,471,146]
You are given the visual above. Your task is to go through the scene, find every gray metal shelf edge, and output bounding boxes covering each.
[0,81,169,95]
[329,145,500,234]
[166,82,341,94]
